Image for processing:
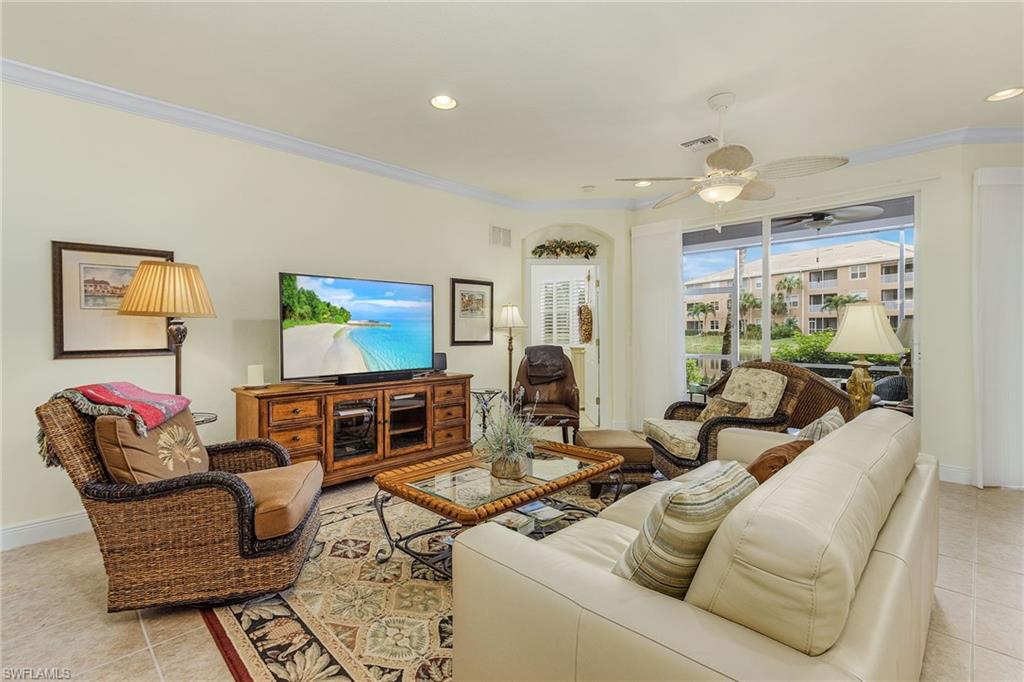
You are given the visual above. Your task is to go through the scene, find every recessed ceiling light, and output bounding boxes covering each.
[634,180,653,188]
[430,94,458,110]
[986,87,1024,102]
[581,185,596,192]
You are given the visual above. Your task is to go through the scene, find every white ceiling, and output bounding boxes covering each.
[3,2,1022,201]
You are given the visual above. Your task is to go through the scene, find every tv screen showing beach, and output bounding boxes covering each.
[280,274,433,379]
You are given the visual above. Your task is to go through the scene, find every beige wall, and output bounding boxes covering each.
[633,142,1024,477]
[0,84,630,532]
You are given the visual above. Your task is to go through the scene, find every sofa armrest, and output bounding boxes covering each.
[207,438,291,473]
[716,427,799,465]
[452,523,850,682]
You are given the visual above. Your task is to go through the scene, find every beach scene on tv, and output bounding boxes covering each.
[281,274,433,379]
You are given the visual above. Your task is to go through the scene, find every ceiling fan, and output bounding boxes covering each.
[617,93,849,209]
[773,205,885,229]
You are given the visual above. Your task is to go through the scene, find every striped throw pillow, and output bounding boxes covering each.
[796,406,846,441]
[611,460,757,599]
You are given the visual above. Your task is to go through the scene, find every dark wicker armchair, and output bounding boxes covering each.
[35,398,321,612]
[649,361,855,478]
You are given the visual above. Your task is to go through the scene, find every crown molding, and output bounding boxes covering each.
[3,59,1021,213]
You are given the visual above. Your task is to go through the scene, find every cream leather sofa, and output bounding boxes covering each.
[453,409,936,681]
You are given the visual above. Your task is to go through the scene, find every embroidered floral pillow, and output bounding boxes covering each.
[695,397,751,424]
[95,411,209,484]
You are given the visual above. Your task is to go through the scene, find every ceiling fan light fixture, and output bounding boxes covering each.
[698,176,747,204]
[986,87,1024,102]
[634,180,652,188]
[429,94,458,110]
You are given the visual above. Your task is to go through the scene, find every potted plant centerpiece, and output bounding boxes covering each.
[477,389,537,480]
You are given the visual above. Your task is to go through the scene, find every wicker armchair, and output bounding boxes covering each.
[35,397,321,612]
[649,361,854,478]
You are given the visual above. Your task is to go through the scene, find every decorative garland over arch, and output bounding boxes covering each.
[530,239,599,260]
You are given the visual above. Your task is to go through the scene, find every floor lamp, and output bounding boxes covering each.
[495,304,527,397]
[118,261,216,395]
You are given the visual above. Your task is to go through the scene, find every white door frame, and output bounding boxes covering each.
[524,256,610,427]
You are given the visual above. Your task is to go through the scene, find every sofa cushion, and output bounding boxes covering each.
[540,518,638,571]
[574,429,654,464]
[796,406,846,441]
[720,367,788,419]
[696,397,750,423]
[746,439,814,484]
[642,419,701,460]
[611,461,758,599]
[238,461,323,540]
[95,411,209,484]
[685,409,920,655]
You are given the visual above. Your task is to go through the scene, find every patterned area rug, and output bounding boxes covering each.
[203,489,608,682]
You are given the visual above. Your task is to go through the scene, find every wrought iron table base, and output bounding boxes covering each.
[371,478,620,579]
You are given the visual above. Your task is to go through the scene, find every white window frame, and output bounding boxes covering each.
[850,264,868,280]
[709,319,720,332]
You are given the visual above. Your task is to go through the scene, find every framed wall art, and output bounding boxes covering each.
[52,241,175,358]
[450,278,493,345]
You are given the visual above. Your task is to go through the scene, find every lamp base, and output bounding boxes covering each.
[847,357,874,416]
[168,318,187,395]
[899,352,914,407]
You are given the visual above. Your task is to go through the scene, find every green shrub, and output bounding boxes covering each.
[770,320,799,339]
[686,358,702,385]
[773,331,900,365]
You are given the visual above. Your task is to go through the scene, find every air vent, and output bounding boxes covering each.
[680,135,718,151]
[490,225,511,248]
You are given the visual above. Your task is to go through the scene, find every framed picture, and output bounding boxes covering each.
[52,241,175,358]
[450,278,493,345]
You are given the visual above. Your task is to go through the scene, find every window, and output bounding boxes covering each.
[754,277,763,289]
[850,291,868,301]
[540,279,587,345]
[850,264,868,280]
[809,317,838,332]
[712,300,720,311]
[709,319,720,332]
[808,269,839,289]
[787,295,799,308]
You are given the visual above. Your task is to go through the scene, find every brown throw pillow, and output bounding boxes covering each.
[746,439,814,484]
[95,411,209,484]
[696,397,751,424]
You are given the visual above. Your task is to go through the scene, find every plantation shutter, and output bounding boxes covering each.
[540,279,588,345]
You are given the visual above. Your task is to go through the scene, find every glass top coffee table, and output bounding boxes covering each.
[373,441,624,578]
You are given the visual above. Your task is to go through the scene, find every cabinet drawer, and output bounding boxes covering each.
[433,426,464,446]
[433,403,465,424]
[434,382,465,403]
[269,424,324,452]
[269,397,323,425]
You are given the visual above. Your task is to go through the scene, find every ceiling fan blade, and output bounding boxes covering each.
[653,186,700,209]
[751,155,848,180]
[829,205,884,221]
[772,216,810,228]
[615,176,704,182]
[737,180,776,201]
[706,144,754,173]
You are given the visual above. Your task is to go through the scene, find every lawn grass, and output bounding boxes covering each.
[684,334,798,356]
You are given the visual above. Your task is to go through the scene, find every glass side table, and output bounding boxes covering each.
[470,388,503,438]
[192,411,218,426]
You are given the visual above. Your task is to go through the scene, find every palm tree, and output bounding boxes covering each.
[821,293,864,315]
[773,274,802,318]
[687,302,716,335]
[739,291,761,337]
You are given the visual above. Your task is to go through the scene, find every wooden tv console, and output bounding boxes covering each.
[233,373,473,487]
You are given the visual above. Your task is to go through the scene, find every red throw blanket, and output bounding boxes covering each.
[39,382,191,467]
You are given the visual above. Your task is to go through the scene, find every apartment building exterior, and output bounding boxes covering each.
[684,239,914,334]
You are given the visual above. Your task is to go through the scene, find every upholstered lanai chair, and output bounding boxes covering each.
[35,397,321,612]
[514,347,580,443]
[648,361,854,478]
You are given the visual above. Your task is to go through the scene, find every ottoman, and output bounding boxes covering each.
[573,429,656,499]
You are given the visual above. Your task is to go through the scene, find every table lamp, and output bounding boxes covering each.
[826,302,904,415]
[895,317,914,406]
[495,304,527,396]
[118,261,216,395]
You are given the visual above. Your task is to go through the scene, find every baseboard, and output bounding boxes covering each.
[939,464,975,486]
[0,510,91,551]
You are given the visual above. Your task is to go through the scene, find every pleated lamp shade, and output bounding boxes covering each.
[826,302,903,355]
[118,261,216,318]
[495,304,526,329]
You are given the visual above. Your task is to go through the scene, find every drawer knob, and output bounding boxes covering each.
[291,435,301,442]
[446,410,453,417]
[291,408,302,415]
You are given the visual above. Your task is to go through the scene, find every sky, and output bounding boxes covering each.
[297,275,433,320]
[683,228,915,281]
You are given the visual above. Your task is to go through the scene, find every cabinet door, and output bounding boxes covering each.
[326,390,384,472]
[384,387,432,457]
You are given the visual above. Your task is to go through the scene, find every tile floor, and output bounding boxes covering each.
[0,479,1019,680]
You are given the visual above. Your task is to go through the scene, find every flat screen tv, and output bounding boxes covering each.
[279,273,434,382]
